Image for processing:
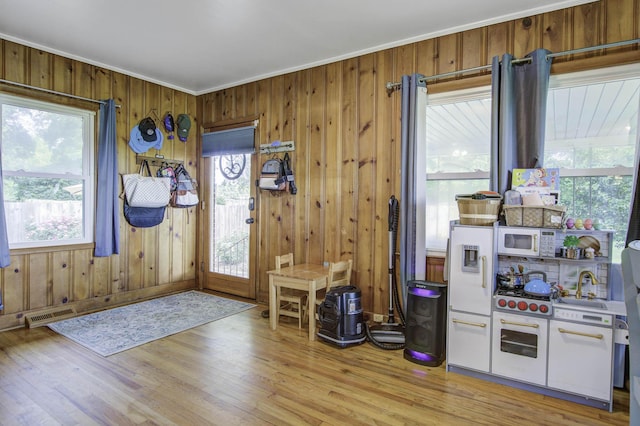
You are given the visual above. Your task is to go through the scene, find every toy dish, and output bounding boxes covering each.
[524,279,551,296]
[578,235,601,256]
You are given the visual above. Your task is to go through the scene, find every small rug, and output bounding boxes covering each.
[48,291,255,356]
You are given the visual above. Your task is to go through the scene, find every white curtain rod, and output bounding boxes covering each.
[0,78,121,108]
[385,38,640,92]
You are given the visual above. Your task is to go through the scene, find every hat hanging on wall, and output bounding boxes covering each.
[128,117,164,153]
[138,117,157,142]
[177,114,191,142]
[163,112,175,140]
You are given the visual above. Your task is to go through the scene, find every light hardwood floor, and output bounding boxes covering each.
[0,293,630,425]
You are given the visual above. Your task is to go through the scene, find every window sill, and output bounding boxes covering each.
[10,243,95,255]
[426,249,446,258]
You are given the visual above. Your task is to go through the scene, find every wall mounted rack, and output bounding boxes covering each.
[259,140,295,155]
[135,154,183,167]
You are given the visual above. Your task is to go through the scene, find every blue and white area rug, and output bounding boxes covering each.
[48,291,255,356]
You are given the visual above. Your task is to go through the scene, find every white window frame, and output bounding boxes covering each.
[1,94,95,249]
[546,64,640,181]
[426,85,493,180]
[424,63,640,258]
[425,86,492,255]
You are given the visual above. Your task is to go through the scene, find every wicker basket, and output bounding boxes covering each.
[456,196,502,226]
[502,205,566,228]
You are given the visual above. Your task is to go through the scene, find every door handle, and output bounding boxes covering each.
[452,318,487,328]
[500,318,539,329]
[558,328,603,340]
[481,255,487,288]
[248,197,255,211]
[245,218,255,224]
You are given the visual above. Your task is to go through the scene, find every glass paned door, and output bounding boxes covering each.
[203,153,256,298]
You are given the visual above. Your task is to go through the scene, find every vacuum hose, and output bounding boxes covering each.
[365,195,406,350]
[364,323,405,350]
[389,196,405,325]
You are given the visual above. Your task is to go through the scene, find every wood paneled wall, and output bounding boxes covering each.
[198,0,640,313]
[0,0,638,330]
[0,41,198,330]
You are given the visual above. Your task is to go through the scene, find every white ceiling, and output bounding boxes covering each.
[0,0,595,95]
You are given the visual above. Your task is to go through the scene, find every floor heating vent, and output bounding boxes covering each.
[25,306,77,328]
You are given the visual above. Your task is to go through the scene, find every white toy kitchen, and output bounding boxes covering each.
[446,221,628,411]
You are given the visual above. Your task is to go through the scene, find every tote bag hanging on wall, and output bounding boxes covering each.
[171,164,199,208]
[123,201,166,228]
[122,160,172,208]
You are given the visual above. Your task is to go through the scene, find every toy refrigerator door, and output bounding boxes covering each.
[448,224,495,316]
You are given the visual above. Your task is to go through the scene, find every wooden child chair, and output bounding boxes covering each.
[275,253,307,329]
[315,259,353,319]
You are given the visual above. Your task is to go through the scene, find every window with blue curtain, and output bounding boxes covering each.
[0,94,95,251]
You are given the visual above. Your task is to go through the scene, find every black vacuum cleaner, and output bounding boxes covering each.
[317,285,366,348]
[365,195,406,350]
